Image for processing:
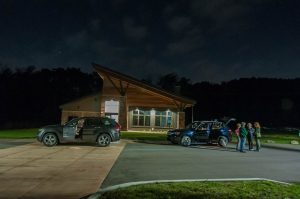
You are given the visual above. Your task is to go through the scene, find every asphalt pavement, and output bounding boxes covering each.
[101,142,300,188]
[0,139,35,149]
[1,138,300,198]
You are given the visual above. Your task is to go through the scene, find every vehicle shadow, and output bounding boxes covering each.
[131,140,239,153]
[59,142,96,146]
[189,144,238,153]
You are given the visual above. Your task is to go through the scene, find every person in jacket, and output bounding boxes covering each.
[239,122,248,153]
[254,122,262,151]
[246,123,255,151]
[235,123,241,151]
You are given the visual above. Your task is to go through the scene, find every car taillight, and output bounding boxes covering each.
[115,123,121,131]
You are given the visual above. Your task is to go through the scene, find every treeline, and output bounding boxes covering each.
[0,67,299,129]
[0,66,101,129]
[157,73,300,127]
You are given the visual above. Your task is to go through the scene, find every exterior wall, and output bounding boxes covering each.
[123,86,183,131]
[60,94,101,124]
[61,110,100,124]
[126,87,178,109]
[127,107,178,131]
[62,95,101,112]
[177,111,185,129]
[61,71,193,130]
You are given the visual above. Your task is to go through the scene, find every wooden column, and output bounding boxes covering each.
[119,95,128,131]
[177,111,185,129]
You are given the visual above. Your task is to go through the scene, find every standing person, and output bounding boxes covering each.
[246,123,255,151]
[235,123,241,151]
[239,122,248,153]
[75,119,85,139]
[254,122,262,151]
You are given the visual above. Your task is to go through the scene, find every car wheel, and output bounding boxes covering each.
[42,133,58,147]
[218,136,228,147]
[181,136,192,147]
[97,134,111,147]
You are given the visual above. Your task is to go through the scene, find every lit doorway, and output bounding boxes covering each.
[104,100,119,122]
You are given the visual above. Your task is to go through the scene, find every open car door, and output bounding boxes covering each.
[63,119,78,141]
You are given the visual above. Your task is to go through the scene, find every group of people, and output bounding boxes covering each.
[235,121,262,153]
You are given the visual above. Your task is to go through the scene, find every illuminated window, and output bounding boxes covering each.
[105,100,119,113]
[132,109,150,126]
[155,110,173,128]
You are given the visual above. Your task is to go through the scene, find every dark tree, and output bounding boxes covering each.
[0,66,101,129]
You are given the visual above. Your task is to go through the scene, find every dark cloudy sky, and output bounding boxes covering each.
[0,0,299,82]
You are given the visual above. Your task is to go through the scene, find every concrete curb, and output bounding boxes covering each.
[88,178,291,199]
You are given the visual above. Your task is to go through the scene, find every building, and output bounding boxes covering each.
[60,63,196,131]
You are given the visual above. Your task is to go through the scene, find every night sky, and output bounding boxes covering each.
[0,0,299,82]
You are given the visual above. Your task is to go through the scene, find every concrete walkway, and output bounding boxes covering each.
[0,140,126,199]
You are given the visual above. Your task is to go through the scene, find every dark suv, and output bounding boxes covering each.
[167,118,235,147]
[37,117,121,147]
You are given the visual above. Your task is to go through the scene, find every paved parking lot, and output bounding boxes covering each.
[101,142,300,188]
[1,139,300,198]
[0,139,34,149]
[0,140,125,199]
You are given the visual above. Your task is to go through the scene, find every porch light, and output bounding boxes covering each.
[150,109,155,114]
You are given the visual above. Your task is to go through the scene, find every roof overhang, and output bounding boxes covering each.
[92,63,196,107]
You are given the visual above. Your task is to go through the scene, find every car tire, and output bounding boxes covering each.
[218,136,228,147]
[42,133,58,147]
[97,134,111,147]
[181,135,192,147]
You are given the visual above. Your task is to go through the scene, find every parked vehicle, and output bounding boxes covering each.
[37,117,121,147]
[167,118,235,147]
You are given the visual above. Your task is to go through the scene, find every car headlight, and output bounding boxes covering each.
[38,129,45,134]
[175,132,181,136]
[167,131,181,136]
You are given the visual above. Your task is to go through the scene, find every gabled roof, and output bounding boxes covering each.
[92,63,196,106]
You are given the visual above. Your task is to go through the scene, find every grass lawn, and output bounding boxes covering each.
[259,129,300,144]
[261,134,300,144]
[0,129,166,140]
[99,181,300,199]
[0,129,37,138]
[0,129,299,145]
[122,131,300,145]
[121,131,166,141]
